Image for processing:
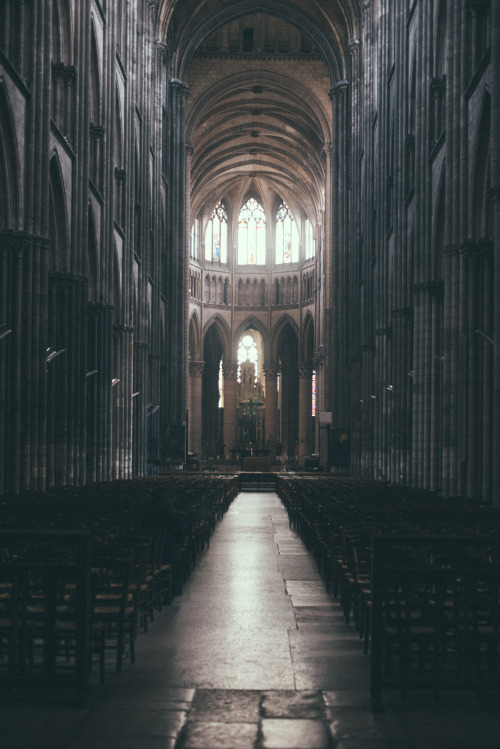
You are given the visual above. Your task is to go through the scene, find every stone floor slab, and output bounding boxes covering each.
[188,689,261,722]
[261,718,331,749]
[177,721,258,749]
[261,690,326,719]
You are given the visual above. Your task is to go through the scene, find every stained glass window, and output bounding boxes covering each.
[312,369,316,416]
[237,334,258,382]
[238,198,266,265]
[205,201,228,263]
[276,202,299,264]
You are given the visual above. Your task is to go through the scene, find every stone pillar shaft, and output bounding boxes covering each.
[223,365,238,457]
[189,361,204,457]
[264,365,279,456]
[298,363,312,467]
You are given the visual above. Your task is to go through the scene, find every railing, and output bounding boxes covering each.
[238,473,277,491]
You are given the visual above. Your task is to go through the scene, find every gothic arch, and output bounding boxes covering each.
[168,1,345,84]
[271,314,299,362]
[48,153,70,272]
[302,313,315,362]
[189,311,202,361]
[202,314,231,362]
[0,82,21,230]
[233,316,270,363]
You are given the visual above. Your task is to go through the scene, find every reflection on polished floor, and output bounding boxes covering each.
[1,492,500,748]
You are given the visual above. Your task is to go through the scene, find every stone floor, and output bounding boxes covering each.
[1,491,500,748]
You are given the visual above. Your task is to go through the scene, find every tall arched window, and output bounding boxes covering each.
[237,334,258,382]
[238,197,266,265]
[276,201,299,263]
[205,200,227,263]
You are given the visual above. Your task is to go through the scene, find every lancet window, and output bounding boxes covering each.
[205,200,228,263]
[238,198,266,265]
[275,201,299,263]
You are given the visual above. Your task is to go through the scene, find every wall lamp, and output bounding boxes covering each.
[0,325,12,341]
[46,347,66,364]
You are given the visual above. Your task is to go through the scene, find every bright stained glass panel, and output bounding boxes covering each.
[276,202,299,263]
[205,201,227,263]
[238,198,266,265]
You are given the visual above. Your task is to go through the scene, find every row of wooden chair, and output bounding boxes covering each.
[0,475,239,702]
[276,476,500,708]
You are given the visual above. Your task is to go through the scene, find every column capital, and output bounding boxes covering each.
[329,79,349,99]
[223,363,238,380]
[263,363,280,379]
[298,361,313,378]
[348,38,361,57]
[189,360,204,377]
[312,350,325,369]
[170,78,190,98]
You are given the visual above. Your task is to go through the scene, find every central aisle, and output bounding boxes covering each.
[121,491,371,693]
[4,491,500,748]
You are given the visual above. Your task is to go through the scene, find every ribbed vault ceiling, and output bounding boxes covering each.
[158,1,359,225]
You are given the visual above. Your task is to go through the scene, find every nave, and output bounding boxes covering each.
[2,491,500,749]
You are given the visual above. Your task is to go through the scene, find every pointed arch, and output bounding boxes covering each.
[302,313,315,362]
[189,311,202,361]
[233,315,270,363]
[272,314,300,361]
[202,314,231,363]
[49,153,70,272]
[0,82,21,230]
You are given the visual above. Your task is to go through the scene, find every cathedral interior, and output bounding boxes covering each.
[1,1,500,746]
[0,0,498,504]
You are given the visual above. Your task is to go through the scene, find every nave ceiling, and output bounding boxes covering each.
[157,0,360,226]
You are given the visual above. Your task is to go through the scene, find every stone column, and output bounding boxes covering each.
[312,350,325,457]
[166,78,189,430]
[492,0,500,507]
[223,364,238,459]
[189,361,204,457]
[263,364,279,458]
[298,362,312,467]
